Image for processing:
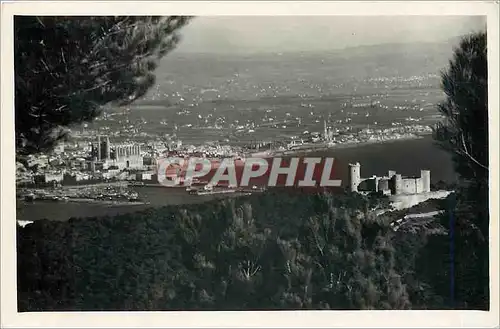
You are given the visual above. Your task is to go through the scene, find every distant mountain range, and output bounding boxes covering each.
[164,37,468,78]
[173,38,465,77]
[171,35,467,59]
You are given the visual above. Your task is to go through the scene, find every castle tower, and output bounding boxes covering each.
[421,170,431,193]
[348,162,361,192]
[394,174,403,195]
[388,170,396,179]
[378,178,389,192]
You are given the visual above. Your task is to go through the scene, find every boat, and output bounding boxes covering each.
[195,188,237,196]
[190,183,237,195]
[240,186,267,193]
[250,150,273,158]
[24,193,36,202]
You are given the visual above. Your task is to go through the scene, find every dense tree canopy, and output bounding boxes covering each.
[17,191,415,311]
[430,31,489,310]
[15,16,191,155]
[434,32,488,182]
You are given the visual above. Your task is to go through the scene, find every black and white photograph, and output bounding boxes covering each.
[1,1,498,328]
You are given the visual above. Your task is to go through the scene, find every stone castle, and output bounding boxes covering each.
[348,162,431,196]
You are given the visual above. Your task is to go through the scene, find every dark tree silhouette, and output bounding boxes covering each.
[434,32,488,185]
[15,16,191,155]
[432,31,489,245]
[430,32,489,310]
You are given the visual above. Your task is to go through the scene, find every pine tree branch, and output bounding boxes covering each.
[457,132,489,171]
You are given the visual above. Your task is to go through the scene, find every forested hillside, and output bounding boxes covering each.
[18,190,460,311]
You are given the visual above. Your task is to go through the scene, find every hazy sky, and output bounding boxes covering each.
[174,16,486,54]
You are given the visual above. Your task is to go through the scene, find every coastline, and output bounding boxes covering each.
[18,198,148,206]
[274,133,430,156]
[65,198,147,206]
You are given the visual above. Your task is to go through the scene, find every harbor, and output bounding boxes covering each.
[18,183,142,204]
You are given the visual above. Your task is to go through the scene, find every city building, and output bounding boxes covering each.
[34,171,65,184]
[112,143,143,169]
[136,171,156,181]
[88,135,144,172]
[53,142,65,155]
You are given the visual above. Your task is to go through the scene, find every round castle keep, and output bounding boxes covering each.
[348,162,361,192]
